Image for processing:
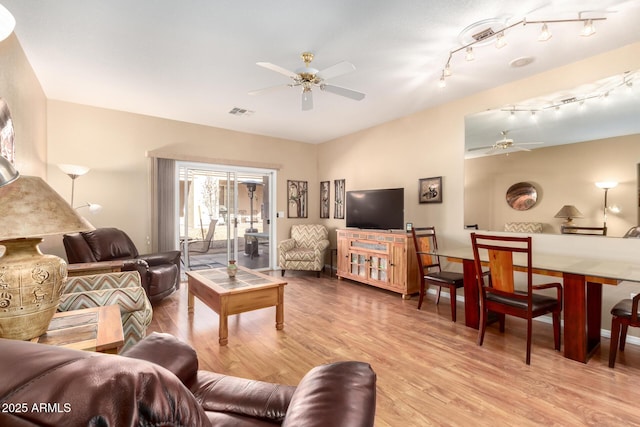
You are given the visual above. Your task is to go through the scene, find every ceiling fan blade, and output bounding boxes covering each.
[248,84,289,96]
[302,90,313,111]
[516,142,544,146]
[467,145,495,152]
[512,146,532,152]
[316,61,356,80]
[321,84,366,101]
[256,62,298,79]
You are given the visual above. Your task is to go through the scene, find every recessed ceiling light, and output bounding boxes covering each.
[509,56,535,68]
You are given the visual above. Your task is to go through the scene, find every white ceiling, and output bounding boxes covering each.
[3,0,640,144]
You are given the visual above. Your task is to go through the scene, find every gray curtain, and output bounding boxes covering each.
[154,158,176,252]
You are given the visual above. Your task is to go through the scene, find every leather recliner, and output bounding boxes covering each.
[63,227,180,303]
[0,332,377,426]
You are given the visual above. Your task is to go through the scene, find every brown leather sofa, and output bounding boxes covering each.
[63,227,180,302]
[0,333,377,426]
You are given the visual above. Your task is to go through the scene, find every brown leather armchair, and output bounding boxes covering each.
[0,333,377,426]
[63,227,180,303]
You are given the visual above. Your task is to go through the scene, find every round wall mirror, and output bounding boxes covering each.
[506,182,538,211]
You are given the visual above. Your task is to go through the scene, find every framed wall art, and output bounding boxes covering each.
[320,181,330,218]
[419,176,442,204]
[287,180,308,218]
[334,179,345,219]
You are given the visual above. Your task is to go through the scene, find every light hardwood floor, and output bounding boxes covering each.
[148,271,640,426]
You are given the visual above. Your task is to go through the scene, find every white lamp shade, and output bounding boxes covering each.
[58,164,90,177]
[595,181,618,189]
[0,4,15,42]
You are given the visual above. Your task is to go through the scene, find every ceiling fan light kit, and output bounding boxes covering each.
[467,130,543,155]
[249,52,366,111]
[439,11,607,87]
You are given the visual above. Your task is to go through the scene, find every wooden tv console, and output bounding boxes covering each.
[336,229,419,299]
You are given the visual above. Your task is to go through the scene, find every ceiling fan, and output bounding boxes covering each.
[467,130,543,155]
[248,52,366,111]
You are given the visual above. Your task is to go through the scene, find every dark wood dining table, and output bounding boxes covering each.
[434,247,640,363]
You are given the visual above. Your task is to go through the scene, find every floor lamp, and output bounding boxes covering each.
[595,181,618,233]
[58,164,90,207]
[57,164,102,214]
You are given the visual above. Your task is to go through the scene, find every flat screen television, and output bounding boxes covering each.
[346,188,404,230]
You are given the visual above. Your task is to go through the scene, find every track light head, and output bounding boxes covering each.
[538,23,552,41]
[581,19,596,37]
[465,47,474,61]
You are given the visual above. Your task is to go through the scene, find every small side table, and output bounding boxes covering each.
[32,305,124,354]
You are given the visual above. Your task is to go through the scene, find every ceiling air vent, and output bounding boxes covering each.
[472,27,496,42]
[228,107,254,117]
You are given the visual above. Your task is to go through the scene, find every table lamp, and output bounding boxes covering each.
[0,174,93,340]
[554,205,583,227]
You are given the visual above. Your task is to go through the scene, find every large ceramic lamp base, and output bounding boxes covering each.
[0,238,66,340]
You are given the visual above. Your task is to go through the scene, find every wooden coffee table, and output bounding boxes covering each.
[186,266,286,345]
[32,305,124,354]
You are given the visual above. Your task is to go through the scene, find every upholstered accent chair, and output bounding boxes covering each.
[504,222,543,233]
[58,271,153,352]
[63,227,180,302]
[279,224,330,277]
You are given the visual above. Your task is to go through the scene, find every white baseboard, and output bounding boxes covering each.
[425,289,640,348]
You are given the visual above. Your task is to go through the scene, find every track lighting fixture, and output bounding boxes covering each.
[465,47,474,61]
[438,12,606,87]
[581,19,596,37]
[498,70,636,121]
[538,23,552,41]
[495,32,507,49]
[443,62,451,77]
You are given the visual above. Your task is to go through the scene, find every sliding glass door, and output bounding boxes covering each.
[177,162,275,271]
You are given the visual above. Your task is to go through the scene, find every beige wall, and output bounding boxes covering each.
[318,42,640,335]
[465,134,640,236]
[45,101,318,255]
[0,34,47,176]
[3,30,640,336]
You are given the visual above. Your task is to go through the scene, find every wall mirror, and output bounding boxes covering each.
[464,70,640,237]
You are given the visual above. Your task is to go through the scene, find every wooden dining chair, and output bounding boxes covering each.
[411,227,464,322]
[609,293,640,368]
[470,233,563,364]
